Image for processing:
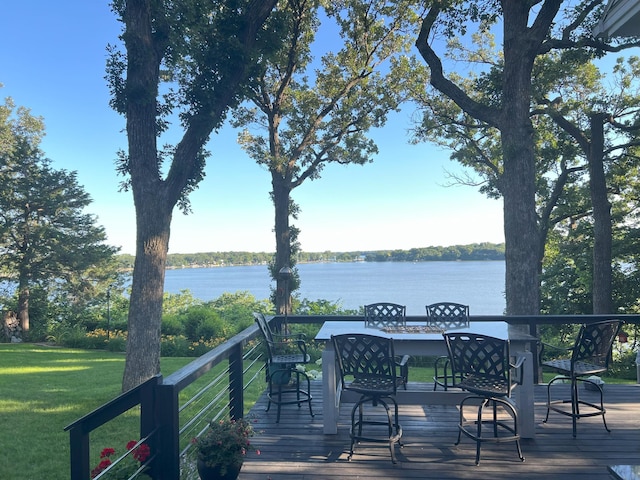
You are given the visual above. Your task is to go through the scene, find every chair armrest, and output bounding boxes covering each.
[272,332,307,341]
[396,354,410,367]
[510,354,526,386]
[539,342,573,365]
[271,335,308,358]
[510,354,525,370]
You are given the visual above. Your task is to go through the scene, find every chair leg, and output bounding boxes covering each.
[545,375,610,437]
[475,399,485,466]
[433,357,450,391]
[348,395,402,464]
[401,363,408,390]
[267,367,313,424]
[571,378,579,438]
[457,396,524,466]
[303,370,315,418]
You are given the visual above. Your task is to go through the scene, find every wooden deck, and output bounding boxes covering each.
[239,382,640,480]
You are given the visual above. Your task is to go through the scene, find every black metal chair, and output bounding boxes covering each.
[254,312,313,423]
[364,302,410,389]
[331,333,403,463]
[443,332,525,465]
[426,302,469,391]
[542,319,622,437]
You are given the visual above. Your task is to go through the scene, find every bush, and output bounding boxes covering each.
[162,314,185,336]
[48,323,89,348]
[610,347,638,380]
[182,307,213,340]
[195,315,230,341]
[106,332,127,352]
[188,337,224,357]
[161,335,192,357]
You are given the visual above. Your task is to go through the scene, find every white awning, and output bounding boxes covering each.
[593,0,640,38]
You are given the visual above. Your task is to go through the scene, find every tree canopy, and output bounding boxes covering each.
[0,95,120,335]
[414,0,640,315]
[233,0,427,313]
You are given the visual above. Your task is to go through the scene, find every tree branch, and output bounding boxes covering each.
[415,5,501,128]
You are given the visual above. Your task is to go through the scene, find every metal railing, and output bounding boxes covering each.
[66,313,640,479]
[64,319,271,480]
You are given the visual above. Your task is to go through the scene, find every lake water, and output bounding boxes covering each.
[163,261,506,316]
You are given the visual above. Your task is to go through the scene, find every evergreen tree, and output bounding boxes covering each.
[0,96,119,335]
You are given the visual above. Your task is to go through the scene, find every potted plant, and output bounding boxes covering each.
[192,417,260,480]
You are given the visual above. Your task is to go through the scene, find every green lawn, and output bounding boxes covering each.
[0,344,193,480]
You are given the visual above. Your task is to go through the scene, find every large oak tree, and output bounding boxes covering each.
[233,0,427,313]
[108,0,279,391]
[415,0,639,315]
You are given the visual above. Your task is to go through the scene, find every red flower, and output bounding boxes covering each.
[90,458,112,478]
[133,443,151,462]
[91,441,150,479]
[100,447,116,458]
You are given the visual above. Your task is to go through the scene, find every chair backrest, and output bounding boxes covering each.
[332,334,397,392]
[443,332,511,384]
[253,312,274,343]
[426,302,469,329]
[571,320,622,370]
[364,302,406,328]
[254,312,277,360]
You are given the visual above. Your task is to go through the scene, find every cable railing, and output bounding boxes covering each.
[65,319,270,480]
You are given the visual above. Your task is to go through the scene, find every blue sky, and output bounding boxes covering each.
[0,2,505,255]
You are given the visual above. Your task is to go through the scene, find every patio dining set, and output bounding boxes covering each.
[254,305,623,466]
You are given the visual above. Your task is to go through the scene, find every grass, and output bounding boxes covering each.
[0,344,193,480]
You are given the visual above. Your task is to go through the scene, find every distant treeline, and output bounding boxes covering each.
[115,243,504,269]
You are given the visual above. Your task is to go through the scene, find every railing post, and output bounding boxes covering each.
[68,425,90,480]
[229,342,244,419]
[155,382,181,480]
[141,376,161,478]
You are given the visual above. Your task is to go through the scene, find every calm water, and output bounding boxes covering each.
[163,261,506,316]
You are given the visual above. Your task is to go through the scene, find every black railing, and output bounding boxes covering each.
[64,374,161,479]
[66,313,640,479]
[64,319,269,480]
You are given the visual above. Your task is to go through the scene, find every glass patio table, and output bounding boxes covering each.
[315,320,537,438]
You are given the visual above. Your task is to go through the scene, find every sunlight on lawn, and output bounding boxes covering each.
[0,399,81,413]
[0,365,90,374]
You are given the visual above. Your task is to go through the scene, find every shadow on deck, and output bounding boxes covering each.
[239,381,640,480]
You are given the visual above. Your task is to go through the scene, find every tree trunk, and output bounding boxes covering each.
[589,113,613,314]
[121,0,172,392]
[122,198,172,392]
[17,284,29,333]
[272,175,292,316]
[500,2,541,316]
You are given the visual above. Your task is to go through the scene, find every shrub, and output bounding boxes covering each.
[610,347,638,380]
[161,335,191,357]
[106,332,127,352]
[183,306,227,341]
[49,323,89,348]
[161,314,185,336]
[195,315,230,341]
[189,337,224,357]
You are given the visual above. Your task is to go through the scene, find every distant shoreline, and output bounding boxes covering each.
[163,257,504,269]
[117,243,506,270]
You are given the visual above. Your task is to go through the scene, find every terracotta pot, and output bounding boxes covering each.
[196,459,242,480]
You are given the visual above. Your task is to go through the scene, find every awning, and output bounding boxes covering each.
[593,0,640,38]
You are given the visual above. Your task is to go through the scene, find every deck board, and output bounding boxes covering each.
[239,382,640,480]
